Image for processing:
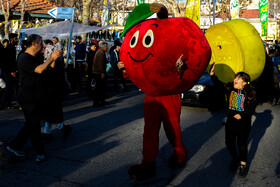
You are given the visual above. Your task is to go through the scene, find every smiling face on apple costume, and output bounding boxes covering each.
[119,6,211,96]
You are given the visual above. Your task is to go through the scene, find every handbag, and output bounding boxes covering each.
[0,78,6,89]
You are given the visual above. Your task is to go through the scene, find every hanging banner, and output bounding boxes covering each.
[137,0,145,5]
[11,20,19,33]
[185,0,200,27]
[259,0,268,36]
[230,0,239,19]
[101,0,109,27]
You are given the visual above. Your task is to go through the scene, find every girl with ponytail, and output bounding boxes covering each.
[210,63,257,177]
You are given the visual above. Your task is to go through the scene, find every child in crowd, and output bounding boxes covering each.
[209,63,257,177]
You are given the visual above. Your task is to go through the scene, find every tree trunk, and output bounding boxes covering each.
[20,0,28,23]
[0,0,10,38]
[82,0,91,44]
[82,0,90,25]
[4,15,9,38]
[165,0,183,17]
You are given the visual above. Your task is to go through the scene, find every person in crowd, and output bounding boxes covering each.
[0,33,19,110]
[110,41,129,92]
[17,40,27,61]
[86,42,97,96]
[109,39,120,55]
[97,40,104,50]
[209,63,257,177]
[74,36,86,60]
[0,41,3,92]
[254,51,274,104]
[7,34,61,162]
[52,37,63,60]
[41,37,72,141]
[271,47,280,106]
[74,36,87,92]
[92,42,108,106]
[2,39,9,48]
[43,39,54,61]
[14,40,28,105]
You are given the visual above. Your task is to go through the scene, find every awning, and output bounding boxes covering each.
[0,11,53,18]
[17,20,116,40]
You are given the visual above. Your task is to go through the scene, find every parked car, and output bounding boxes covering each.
[181,71,225,110]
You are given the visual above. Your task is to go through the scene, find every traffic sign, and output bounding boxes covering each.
[48,7,74,19]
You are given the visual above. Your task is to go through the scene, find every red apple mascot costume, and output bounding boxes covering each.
[119,3,211,179]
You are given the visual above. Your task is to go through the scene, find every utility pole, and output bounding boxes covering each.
[213,0,215,25]
[274,0,277,42]
[123,0,125,26]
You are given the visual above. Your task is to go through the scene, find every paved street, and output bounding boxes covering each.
[0,86,280,186]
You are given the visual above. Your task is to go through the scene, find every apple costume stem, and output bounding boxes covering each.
[119,3,211,179]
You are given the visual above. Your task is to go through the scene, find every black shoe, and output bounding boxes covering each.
[41,133,53,141]
[238,165,248,177]
[229,158,239,171]
[61,125,72,140]
[7,146,26,157]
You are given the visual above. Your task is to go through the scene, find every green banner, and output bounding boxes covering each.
[259,0,268,36]
[137,0,145,5]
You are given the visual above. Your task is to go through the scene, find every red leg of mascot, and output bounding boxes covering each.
[129,94,187,179]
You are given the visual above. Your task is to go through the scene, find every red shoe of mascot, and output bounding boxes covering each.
[119,3,211,180]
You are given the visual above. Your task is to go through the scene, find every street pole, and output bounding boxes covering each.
[123,0,125,26]
[66,8,75,68]
[213,0,215,25]
[274,0,276,42]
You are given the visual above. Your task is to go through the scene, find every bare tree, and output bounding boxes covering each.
[20,0,28,23]
[81,0,92,43]
[82,0,91,25]
[0,0,10,37]
[204,0,213,25]
[219,0,230,21]
[268,0,280,19]
[164,0,185,17]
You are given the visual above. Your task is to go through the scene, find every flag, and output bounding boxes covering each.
[101,0,109,27]
[185,0,200,27]
[259,0,268,36]
[230,0,239,19]
[137,0,145,5]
